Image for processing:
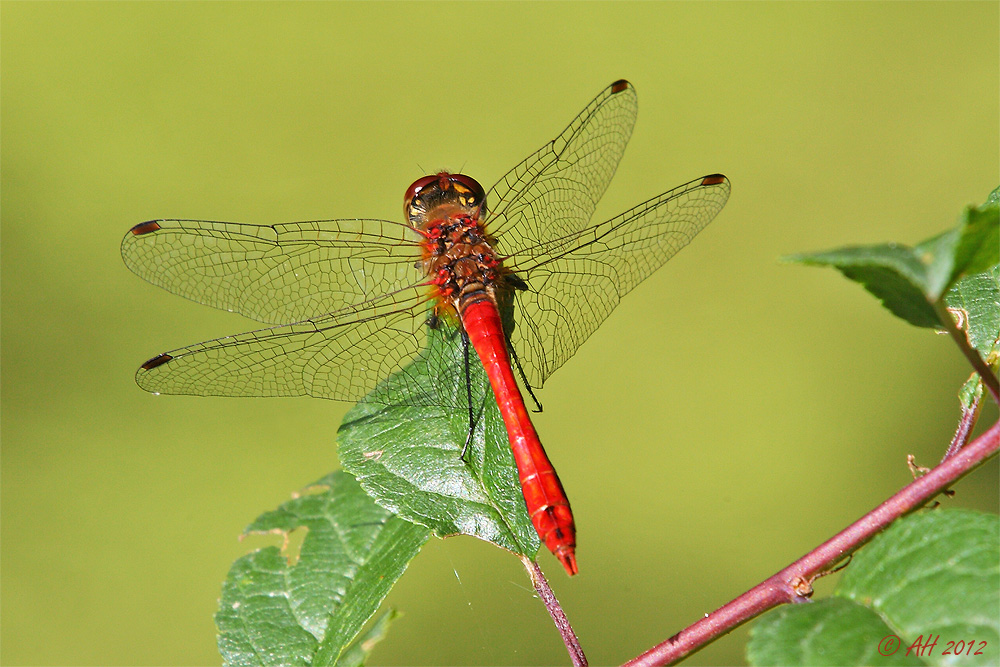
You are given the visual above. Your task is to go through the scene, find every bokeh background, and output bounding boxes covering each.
[3,3,997,665]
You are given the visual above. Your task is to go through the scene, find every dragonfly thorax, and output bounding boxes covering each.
[422,209,504,316]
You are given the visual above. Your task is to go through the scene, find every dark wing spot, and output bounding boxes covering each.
[140,353,173,370]
[129,220,162,236]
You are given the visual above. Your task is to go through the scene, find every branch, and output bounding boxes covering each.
[942,381,982,461]
[522,556,588,667]
[622,419,1000,667]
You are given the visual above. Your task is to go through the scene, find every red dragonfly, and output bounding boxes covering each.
[122,80,730,576]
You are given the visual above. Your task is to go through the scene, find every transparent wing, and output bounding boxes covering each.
[503,175,731,388]
[135,286,468,407]
[121,218,423,325]
[123,217,471,405]
[486,80,638,255]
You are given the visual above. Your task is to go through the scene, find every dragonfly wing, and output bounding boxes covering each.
[122,218,422,325]
[135,286,466,407]
[504,174,731,388]
[486,80,638,253]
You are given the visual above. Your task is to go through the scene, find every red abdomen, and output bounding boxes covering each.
[460,296,577,575]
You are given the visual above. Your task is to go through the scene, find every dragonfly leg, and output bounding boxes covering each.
[504,273,529,291]
[509,343,543,413]
[460,328,477,459]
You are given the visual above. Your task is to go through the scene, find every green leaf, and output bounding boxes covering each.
[216,471,429,667]
[944,266,1000,359]
[949,204,999,283]
[784,244,940,328]
[915,195,999,298]
[747,510,1000,667]
[837,509,1000,665]
[748,597,924,666]
[337,321,539,557]
[786,187,999,327]
[914,229,961,301]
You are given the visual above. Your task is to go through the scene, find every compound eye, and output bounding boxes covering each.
[404,174,440,209]
[449,174,486,207]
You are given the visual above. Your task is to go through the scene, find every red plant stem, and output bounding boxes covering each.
[521,556,587,667]
[942,386,982,461]
[622,419,1000,667]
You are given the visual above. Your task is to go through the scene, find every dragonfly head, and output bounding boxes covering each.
[404,172,486,227]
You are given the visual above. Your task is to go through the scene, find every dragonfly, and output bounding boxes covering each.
[122,80,730,576]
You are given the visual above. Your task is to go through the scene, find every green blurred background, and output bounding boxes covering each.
[2,2,997,665]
